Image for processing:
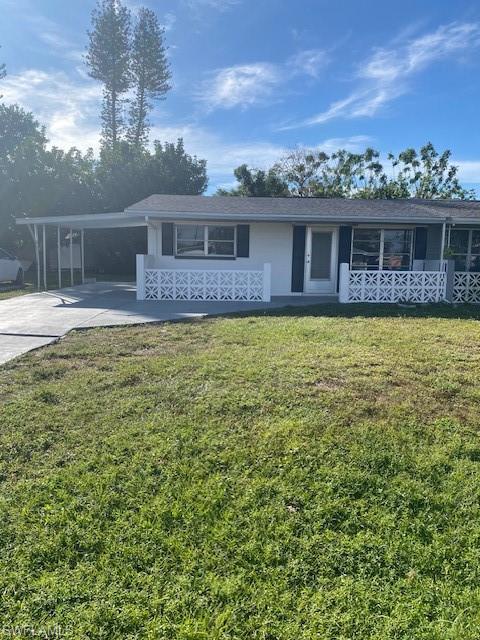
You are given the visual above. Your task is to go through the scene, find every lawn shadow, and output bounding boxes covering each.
[218,302,480,322]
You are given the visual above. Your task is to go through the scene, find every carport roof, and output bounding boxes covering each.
[16,211,148,229]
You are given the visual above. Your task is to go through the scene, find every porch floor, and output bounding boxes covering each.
[0,282,337,364]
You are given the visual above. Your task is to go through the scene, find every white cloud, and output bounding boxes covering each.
[19,9,84,62]
[199,63,280,110]
[198,49,329,111]
[455,160,480,183]
[184,0,240,10]
[284,21,480,129]
[150,123,373,189]
[288,49,329,78]
[162,12,177,31]
[1,69,101,150]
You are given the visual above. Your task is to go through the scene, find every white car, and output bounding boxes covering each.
[0,249,24,285]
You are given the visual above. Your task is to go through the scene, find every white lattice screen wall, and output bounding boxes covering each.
[342,269,446,303]
[453,272,480,303]
[143,268,267,301]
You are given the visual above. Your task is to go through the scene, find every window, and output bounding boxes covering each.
[351,228,413,271]
[175,224,235,257]
[448,229,480,272]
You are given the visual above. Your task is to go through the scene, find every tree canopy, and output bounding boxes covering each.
[0,17,205,261]
[0,103,207,253]
[217,164,289,197]
[219,144,473,200]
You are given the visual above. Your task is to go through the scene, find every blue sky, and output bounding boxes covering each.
[1,0,480,193]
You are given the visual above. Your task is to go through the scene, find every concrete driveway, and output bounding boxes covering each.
[0,282,334,365]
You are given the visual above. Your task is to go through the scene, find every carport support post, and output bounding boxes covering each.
[34,224,40,291]
[80,228,85,284]
[69,227,74,287]
[42,224,47,290]
[57,226,62,289]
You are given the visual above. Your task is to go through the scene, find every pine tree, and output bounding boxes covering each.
[86,0,131,146]
[127,8,171,147]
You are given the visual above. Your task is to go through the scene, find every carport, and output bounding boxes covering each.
[16,212,148,290]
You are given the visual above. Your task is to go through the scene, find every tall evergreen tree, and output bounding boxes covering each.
[127,8,171,147]
[86,0,131,146]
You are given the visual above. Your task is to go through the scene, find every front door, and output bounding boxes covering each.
[304,227,338,294]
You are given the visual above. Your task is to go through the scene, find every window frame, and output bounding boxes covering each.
[350,227,414,271]
[174,223,237,259]
[447,227,480,272]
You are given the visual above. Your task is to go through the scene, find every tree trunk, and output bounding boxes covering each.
[134,85,146,146]
[111,89,117,143]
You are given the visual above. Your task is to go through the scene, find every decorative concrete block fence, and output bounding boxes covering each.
[136,255,271,302]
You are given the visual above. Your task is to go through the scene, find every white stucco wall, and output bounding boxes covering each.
[147,222,295,296]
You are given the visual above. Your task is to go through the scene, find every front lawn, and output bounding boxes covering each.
[1,306,480,638]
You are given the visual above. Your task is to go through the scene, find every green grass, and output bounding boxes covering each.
[0,283,34,300]
[1,305,480,638]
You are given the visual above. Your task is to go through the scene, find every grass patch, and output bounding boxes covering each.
[1,305,480,637]
[0,284,34,300]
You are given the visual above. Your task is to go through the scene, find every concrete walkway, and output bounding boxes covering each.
[0,282,336,365]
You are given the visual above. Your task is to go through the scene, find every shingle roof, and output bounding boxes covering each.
[126,194,480,223]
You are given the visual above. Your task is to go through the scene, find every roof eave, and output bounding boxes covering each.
[127,209,450,225]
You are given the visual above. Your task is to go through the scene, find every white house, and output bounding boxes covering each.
[16,194,480,304]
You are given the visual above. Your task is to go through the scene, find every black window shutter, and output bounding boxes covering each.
[337,226,352,292]
[291,226,306,292]
[236,225,250,257]
[338,226,352,264]
[414,227,427,260]
[162,223,174,255]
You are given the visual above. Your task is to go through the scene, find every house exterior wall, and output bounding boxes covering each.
[148,222,295,296]
[144,220,457,299]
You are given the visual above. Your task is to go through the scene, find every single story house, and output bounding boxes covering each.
[16,195,480,304]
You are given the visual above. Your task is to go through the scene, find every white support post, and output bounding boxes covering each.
[262,262,271,302]
[440,222,446,269]
[69,227,74,287]
[57,226,62,289]
[42,224,47,290]
[34,225,40,291]
[136,254,146,301]
[147,224,158,255]
[80,229,85,284]
[338,263,350,303]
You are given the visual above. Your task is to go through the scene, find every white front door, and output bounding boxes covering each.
[304,227,338,294]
